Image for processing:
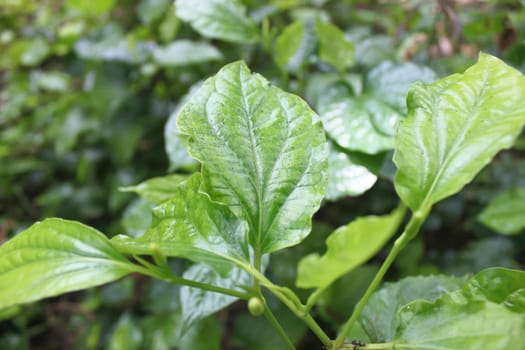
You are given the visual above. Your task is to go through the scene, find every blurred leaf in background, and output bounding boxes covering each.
[1,0,525,349]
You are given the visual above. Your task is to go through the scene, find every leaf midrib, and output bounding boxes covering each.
[239,67,265,252]
[420,66,489,211]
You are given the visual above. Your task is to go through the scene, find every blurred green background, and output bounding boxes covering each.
[1,0,524,349]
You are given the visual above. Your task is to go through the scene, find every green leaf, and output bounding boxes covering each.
[122,199,152,237]
[359,275,469,342]
[326,142,379,201]
[152,40,222,67]
[180,263,250,329]
[296,206,405,289]
[318,86,401,154]
[137,0,170,25]
[111,174,250,271]
[274,19,317,74]
[107,313,143,350]
[318,63,436,155]
[120,174,188,204]
[351,32,395,68]
[394,268,525,349]
[478,187,525,235]
[315,19,354,72]
[366,61,437,114]
[20,38,50,67]
[0,219,136,309]
[33,71,71,92]
[177,61,328,254]
[66,0,116,16]
[394,53,525,211]
[175,0,258,44]
[74,27,153,64]
[165,84,201,172]
[464,268,525,312]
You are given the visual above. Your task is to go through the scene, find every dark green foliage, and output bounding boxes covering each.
[1,1,525,349]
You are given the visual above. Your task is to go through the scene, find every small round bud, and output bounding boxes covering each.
[247,297,264,316]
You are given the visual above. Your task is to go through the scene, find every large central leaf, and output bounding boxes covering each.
[394,53,525,211]
[177,61,328,254]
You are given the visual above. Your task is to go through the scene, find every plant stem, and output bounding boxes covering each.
[260,17,272,52]
[332,208,429,349]
[305,287,325,312]
[340,343,393,349]
[132,259,251,300]
[244,264,332,347]
[163,273,251,299]
[262,299,296,350]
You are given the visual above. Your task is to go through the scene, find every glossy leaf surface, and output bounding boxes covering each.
[112,174,250,271]
[394,53,525,211]
[367,61,437,114]
[177,61,328,254]
[318,86,401,154]
[478,187,525,235]
[394,268,525,349]
[359,275,468,342]
[120,174,187,204]
[180,263,250,329]
[175,0,258,44]
[0,219,136,309]
[165,82,201,172]
[122,199,152,237]
[326,142,379,201]
[317,62,435,155]
[296,207,404,289]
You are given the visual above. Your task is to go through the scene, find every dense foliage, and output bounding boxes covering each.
[1,1,525,349]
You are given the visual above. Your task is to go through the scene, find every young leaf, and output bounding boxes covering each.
[0,219,136,309]
[315,19,354,72]
[478,187,525,235]
[111,174,250,271]
[393,268,525,349]
[177,61,328,254]
[296,206,405,289]
[175,0,258,44]
[394,53,525,211]
[120,174,188,205]
[358,275,469,342]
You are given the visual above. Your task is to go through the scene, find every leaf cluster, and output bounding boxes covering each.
[1,1,525,349]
